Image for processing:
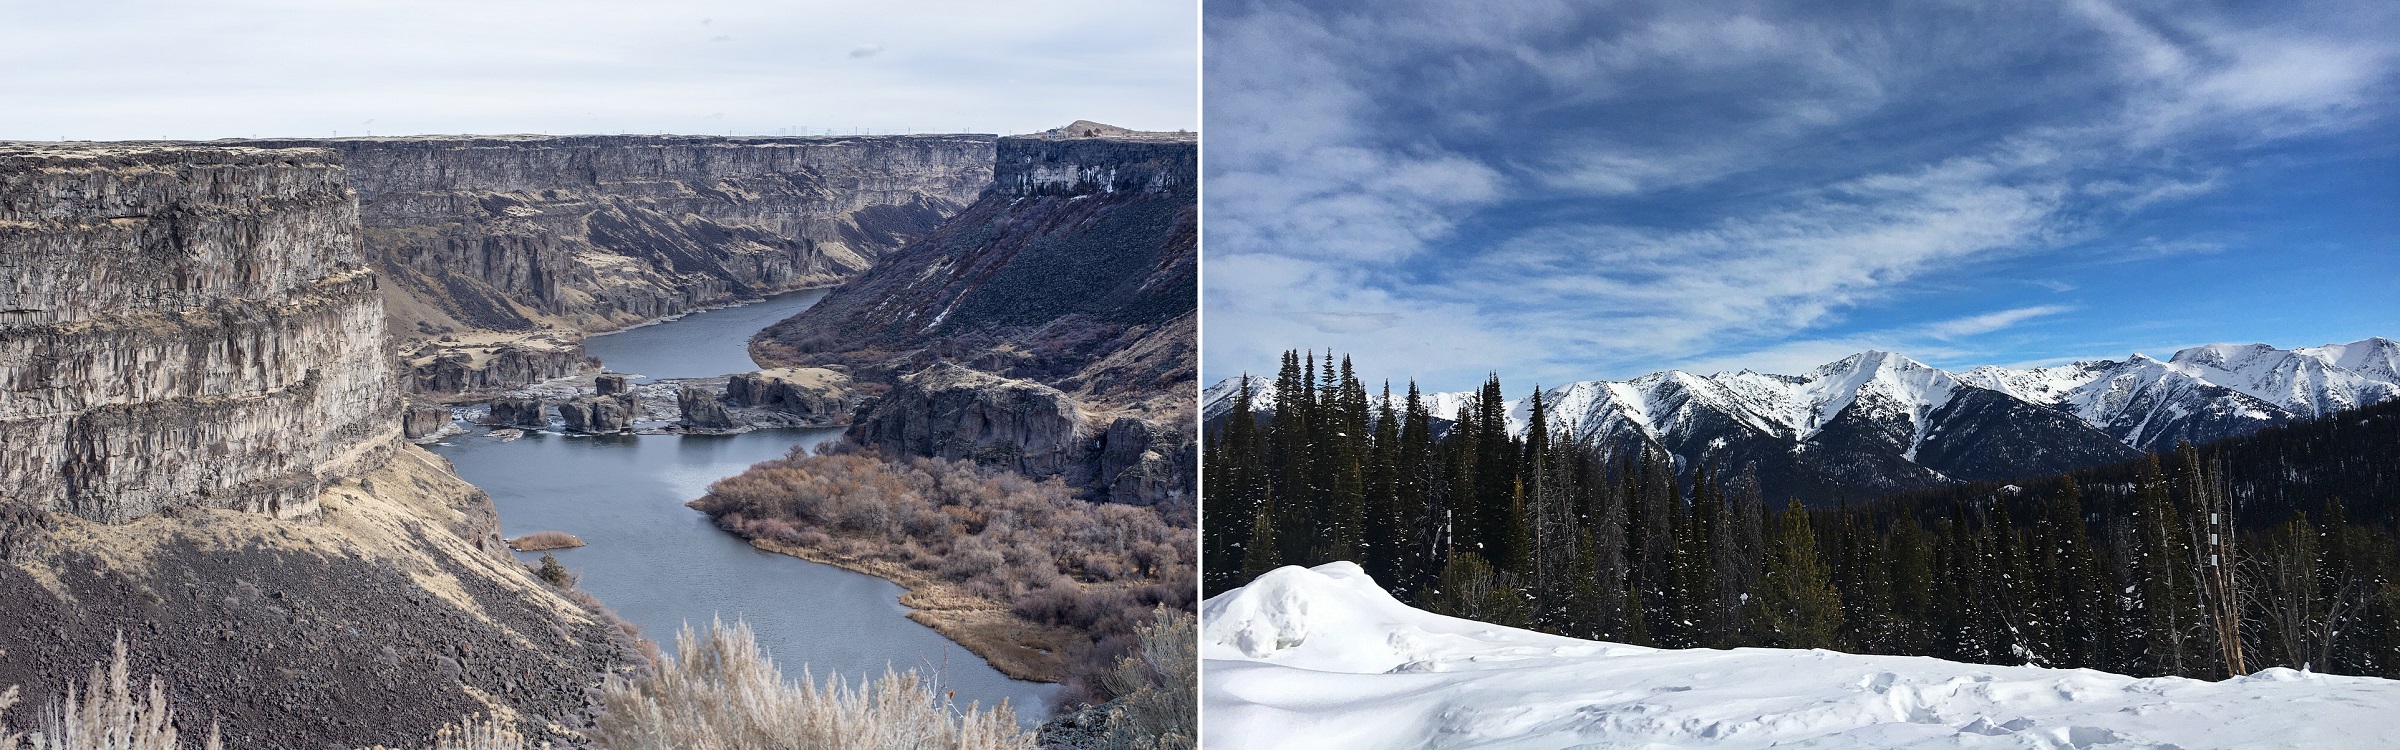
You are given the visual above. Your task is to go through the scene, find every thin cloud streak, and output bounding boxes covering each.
[1203,0,2398,391]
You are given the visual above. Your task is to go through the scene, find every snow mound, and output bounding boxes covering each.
[1203,562,1619,674]
[1204,562,2400,750]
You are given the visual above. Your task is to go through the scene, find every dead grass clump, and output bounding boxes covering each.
[1,637,221,750]
[506,531,585,551]
[593,619,1033,750]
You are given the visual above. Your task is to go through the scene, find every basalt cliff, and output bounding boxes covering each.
[754,123,1197,506]
[241,134,995,394]
[1,145,398,522]
[0,143,631,747]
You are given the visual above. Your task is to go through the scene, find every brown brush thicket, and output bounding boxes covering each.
[507,531,586,552]
[691,448,1196,709]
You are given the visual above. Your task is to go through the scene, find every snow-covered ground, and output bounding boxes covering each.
[1204,562,2400,749]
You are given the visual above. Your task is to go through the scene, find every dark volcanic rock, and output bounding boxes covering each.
[847,363,1088,478]
[0,144,400,524]
[0,450,635,749]
[560,394,637,434]
[489,396,547,428]
[678,387,739,429]
[1097,417,1193,506]
[402,404,451,439]
[752,128,1195,413]
[595,374,631,396]
[726,368,858,423]
[408,338,590,394]
[754,125,1197,499]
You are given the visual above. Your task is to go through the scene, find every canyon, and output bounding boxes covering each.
[244,134,996,395]
[0,143,632,747]
[2,124,1198,743]
[759,122,1199,507]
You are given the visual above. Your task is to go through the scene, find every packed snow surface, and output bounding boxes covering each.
[1204,562,2400,749]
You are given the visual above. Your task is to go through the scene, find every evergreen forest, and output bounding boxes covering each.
[1203,350,2400,679]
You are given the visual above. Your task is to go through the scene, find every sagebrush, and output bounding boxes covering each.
[594,619,1034,750]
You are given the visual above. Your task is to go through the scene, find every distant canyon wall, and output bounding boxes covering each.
[241,134,996,392]
[762,128,1199,506]
[0,144,399,522]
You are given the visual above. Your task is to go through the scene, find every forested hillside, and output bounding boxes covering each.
[1205,350,2400,679]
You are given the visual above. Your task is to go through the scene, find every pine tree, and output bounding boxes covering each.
[1397,381,1436,597]
[2134,453,2201,676]
[1241,502,1283,581]
[1756,500,1843,649]
[1473,374,1520,569]
[1320,357,1368,564]
[1268,351,1316,568]
[1364,381,1403,587]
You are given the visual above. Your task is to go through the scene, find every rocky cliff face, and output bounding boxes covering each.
[0,144,401,523]
[753,128,1194,412]
[764,125,1196,505]
[236,134,995,393]
[848,363,1090,479]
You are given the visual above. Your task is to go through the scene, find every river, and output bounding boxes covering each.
[424,289,1058,724]
[579,287,831,382]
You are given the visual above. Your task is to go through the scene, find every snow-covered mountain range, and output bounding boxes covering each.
[1204,562,2400,749]
[1203,338,2400,501]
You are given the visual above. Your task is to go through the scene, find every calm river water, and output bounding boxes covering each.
[425,289,1058,723]
[579,287,831,382]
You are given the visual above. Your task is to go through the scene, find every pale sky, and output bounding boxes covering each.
[1,0,1198,141]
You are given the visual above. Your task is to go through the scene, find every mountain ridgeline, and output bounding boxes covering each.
[1205,348,2400,682]
[754,123,1198,506]
[1204,339,2400,505]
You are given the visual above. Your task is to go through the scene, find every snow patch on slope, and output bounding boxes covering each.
[1205,562,2400,750]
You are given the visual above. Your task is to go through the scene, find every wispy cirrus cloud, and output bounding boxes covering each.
[1204,0,2400,390]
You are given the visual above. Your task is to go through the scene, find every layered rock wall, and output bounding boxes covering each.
[762,126,1197,504]
[244,135,996,348]
[0,145,400,523]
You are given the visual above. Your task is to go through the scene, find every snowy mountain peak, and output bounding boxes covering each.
[1203,336,2399,467]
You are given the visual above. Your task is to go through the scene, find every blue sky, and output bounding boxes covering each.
[0,0,1196,140]
[1202,0,2398,392]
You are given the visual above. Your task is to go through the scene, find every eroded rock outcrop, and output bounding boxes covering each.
[560,393,638,433]
[678,387,739,429]
[595,373,631,396]
[402,404,451,439]
[1097,416,1193,507]
[405,333,589,394]
[727,367,858,424]
[847,363,1087,478]
[489,396,547,428]
[0,144,400,523]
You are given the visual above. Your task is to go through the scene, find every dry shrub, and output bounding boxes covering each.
[0,637,221,750]
[506,531,586,551]
[691,449,1197,715]
[593,619,1032,750]
[1093,608,1196,750]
